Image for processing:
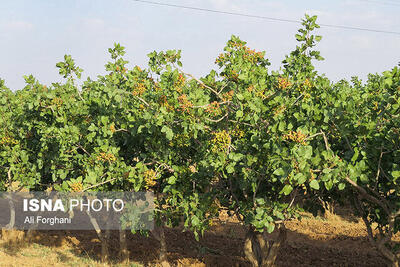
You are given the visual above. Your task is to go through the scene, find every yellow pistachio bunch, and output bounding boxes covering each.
[211,130,231,153]
[278,77,292,90]
[96,152,117,163]
[143,169,158,189]
[0,135,18,146]
[177,94,193,113]
[132,82,146,96]
[283,130,308,145]
[70,182,83,192]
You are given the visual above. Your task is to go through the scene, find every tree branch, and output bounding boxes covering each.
[206,113,228,123]
[344,176,390,215]
[176,67,222,98]
[320,130,330,151]
[83,177,118,192]
[134,96,150,107]
[305,132,323,141]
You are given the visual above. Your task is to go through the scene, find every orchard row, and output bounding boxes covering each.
[1,15,399,266]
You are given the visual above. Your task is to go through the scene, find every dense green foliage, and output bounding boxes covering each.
[1,15,399,266]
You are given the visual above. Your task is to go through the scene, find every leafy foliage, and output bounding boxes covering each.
[1,14,400,266]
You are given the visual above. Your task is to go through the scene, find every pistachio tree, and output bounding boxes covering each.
[201,15,345,266]
[326,67,400,266]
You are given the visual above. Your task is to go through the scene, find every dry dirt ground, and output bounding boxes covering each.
[0,211,392,267]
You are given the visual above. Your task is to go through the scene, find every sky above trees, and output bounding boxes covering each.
[1,0,399,90]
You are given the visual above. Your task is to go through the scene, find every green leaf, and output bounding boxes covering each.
[236,94,244,100]
[295,34,305,41]
[295,173,306,184]
[392,171,400,180]
[384,78,393,87]
[310,180,319,190]
[161,126,173,140]
[281,184,293,195]
[278,121,285,132]
[191,215,200,226]
[167,175,177,185]
[273,168,285,176]
[238,73,247,80]
[226,164,235,174]
[229,153,243,161]
[351,148,359,163]
[85,170,97,185]
[324,180,333,190]
[338,183,346,190]
[303,146,313,159]
[266,223,275,233]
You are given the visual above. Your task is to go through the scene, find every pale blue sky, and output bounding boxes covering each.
[1,0,399,90]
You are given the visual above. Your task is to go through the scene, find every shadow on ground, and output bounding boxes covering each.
[0,215,389,267]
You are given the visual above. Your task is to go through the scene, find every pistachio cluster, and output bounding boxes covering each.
[70,182,83,192]
[96,152,117,162]
[175,74,185,89]
[221,90,234,102]
[283,131,308,145]
[159,95,173,112]
[177,94,193,113]
[230,125,245,139]
[273,105,286,117]
[169,133,190,148]
[211,130,231,153]
[278,77,292,90]
[132,82,146,96]
[297,78,313,98]
[51,97,63,108]
[143,169,157,189]
[110,124,116,133]
[0,135,18,146]
[242,46,264,63]
[205,101,221,116]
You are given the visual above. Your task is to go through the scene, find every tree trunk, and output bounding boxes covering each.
[376,242,399,267]
[25,221,38,242]
[151,224,170,267]
[244,225,286,267]
[86,210,108,262]
[264,225,286,266]
[5,192,15,230]
[1,193,16,241]
[354,198,399,267]
[119,229,129,262]
[244,228,262,267]
[159,225,170,266]
[102,228,110,262]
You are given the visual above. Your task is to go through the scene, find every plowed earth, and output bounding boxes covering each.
[0,211,393,266]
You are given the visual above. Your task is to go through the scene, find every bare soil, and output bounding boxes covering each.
[0,211,392,266]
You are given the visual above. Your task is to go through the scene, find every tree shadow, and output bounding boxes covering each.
[0,219,389,266]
